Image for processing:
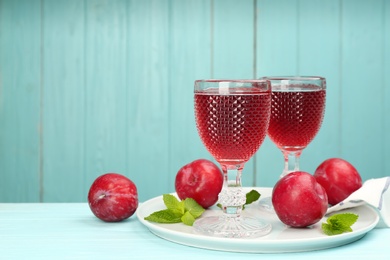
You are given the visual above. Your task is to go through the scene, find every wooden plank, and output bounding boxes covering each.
[212,0,257,186]
[126,0,171,201]
[381,0,390,178]
[257,0,299,77]
[297,0,341,174]
[340,0,384,180]
[83,0,129,198]
[213,0,255,78]
[0,0,41,202]
[385,0,390,177]
[42,0,86,202]
[255,0,299,187]
[167,0,212,191]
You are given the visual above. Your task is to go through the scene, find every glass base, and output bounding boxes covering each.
[258,196,275,213]
[193,215,272,238]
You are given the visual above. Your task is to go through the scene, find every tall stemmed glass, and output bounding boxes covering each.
[265,76,326,178]
[193,79,272,238]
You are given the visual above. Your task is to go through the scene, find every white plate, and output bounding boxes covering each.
[136,187,379,253]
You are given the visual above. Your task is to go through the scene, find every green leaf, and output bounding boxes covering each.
[181,211,196,226]
[322,213,359,236]
[328,213,359,227]
[163,194,184,214]
[322,222,350,236]
[144,209,183,223]
[183,198,205,219]
[245,190,261,205]
[144,194,207,226]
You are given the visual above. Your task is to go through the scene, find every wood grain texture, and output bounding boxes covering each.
[0,0,41,202]
[1,203,390,259]
[340,0,385,180]
[0,0,389,202]
[42,0,86,202]
[385,0,390,178]
[167,0,212,191]
[126,0,171,201]
[83,0,129,201]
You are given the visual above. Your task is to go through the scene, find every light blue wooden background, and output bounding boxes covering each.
[0,0,389,203]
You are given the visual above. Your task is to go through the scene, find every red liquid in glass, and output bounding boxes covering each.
[195,89,271,165]
[268,87,326,151]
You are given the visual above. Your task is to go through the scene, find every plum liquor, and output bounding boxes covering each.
[268,86,326,152]
[195,88,271,165]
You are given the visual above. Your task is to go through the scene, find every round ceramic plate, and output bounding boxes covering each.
[136,187,379,253]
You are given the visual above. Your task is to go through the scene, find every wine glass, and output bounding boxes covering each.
[257,76,326,211]
[193,79,272,238]
[264,76,326,178]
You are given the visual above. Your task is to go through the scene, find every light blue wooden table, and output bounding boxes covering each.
[1,203,389,259]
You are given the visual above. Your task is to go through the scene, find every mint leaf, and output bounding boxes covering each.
[322,213,359,236]
[163,194,184,214]
[245,189,261,206]
[144,209,182,223]
[144,194,206,226]
[181,211,196,226]
[184,198,205,219]
[330,213,359,226]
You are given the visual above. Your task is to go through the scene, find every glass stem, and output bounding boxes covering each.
[281,150,302,178]
[218,164,247,216]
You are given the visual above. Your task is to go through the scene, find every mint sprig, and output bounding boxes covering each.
[322,213,359,236]
[144,194,205,226]
[217,189,261,209]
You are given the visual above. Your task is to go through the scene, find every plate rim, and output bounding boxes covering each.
[136,187,380,253]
